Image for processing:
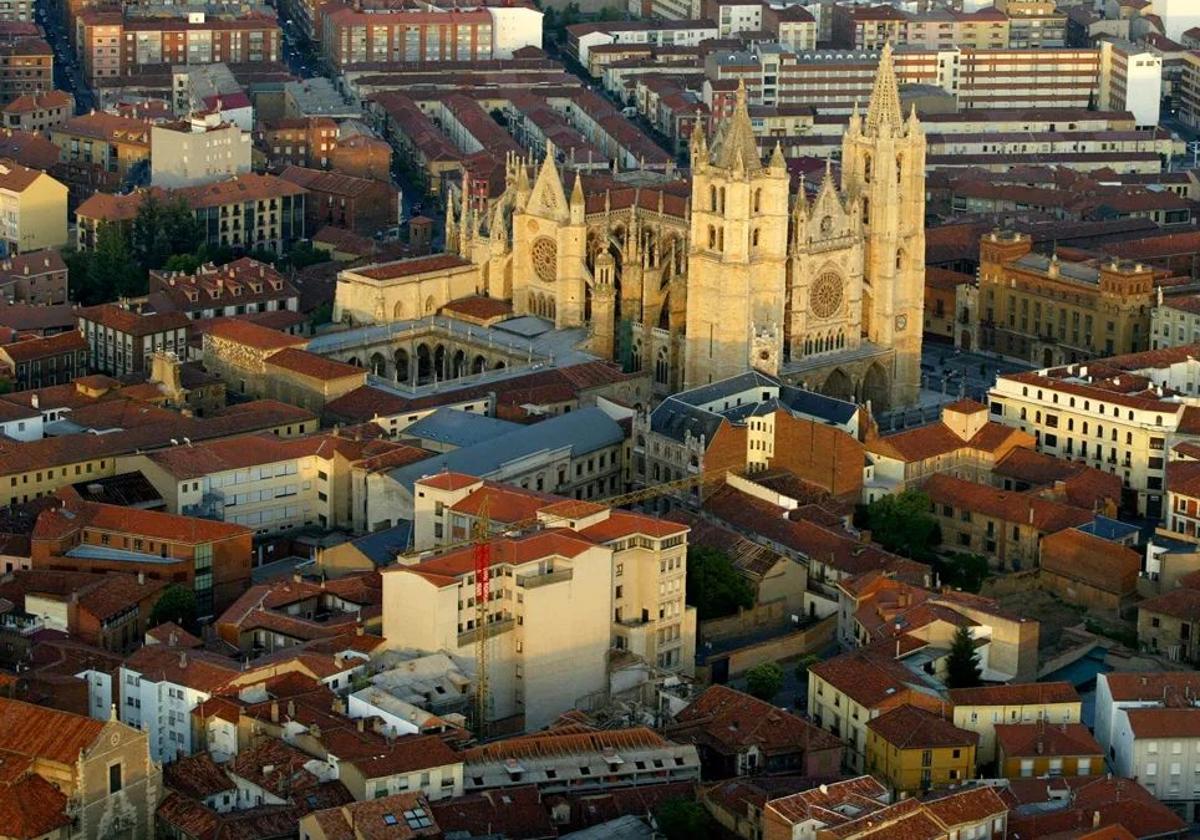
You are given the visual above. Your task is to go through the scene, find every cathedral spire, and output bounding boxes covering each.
[710,78,761,171]
[570,171,585,224]
[865,42,903,136]
[769,140,786,173]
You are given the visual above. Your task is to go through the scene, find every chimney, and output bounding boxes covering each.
[179,651,188,668]
[138,571,145,585]
[1092,811,1101,829]
[287,700,295,718]
[271,701,279,723]
[356,717,364,732]
[819,784,828,795]
[30,392,37,409]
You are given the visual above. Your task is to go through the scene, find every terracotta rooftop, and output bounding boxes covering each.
[1101,671,1200,702]
[266,347,364,382]
[866,704,978,751]
[668,684,842,759]
[77,303,190,336]
[0,697,104,766]
[33,498,250,546]
[926,474,1094,533]
[203,317,308,351]
[1138,587,1200,622]
[867,417,1026,463]
[0,773,70,840]
[995,720,1101,759]
[1040,529,1139,596]
[0,330,86,363]
[949,682,1079,708]
[354,254,472,282]
[163,752,236,800]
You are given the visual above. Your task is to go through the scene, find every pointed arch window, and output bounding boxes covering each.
[718,227,725,252]
[752,228,760,248]
[708,225,716,249]
[863,155,872,184]
[654,348,669,385]
[719,187,726,213]
[753,188,761,213]
[710,185,718,212]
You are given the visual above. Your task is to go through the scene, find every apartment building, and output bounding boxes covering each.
[0,330,88,389]
[1138,586,1200,665]
[986,343,1200,518]
[30,497,254,616]
[0,248,67,304]
[1095,672,1200,756]
[148,257,300,319]
[948,682,1082,765]
[412,474,697,675]
[177,173,307,254]
[865,704,978,796]
[77,10,281,85]
[1,89,72,135]
[1099,39,1163,127]
[131,431,399,536]
[50,112,152,180]
[320,2,542,70]
[994,721,1104,779]
[0,38,51,104]
[151,110,251,188]
[807,649,945,772]
[255,116,338,170]
[1106,693,1200,821]
[76,304,191,376]
[567,20,719,67]
[831,4,908,49]
[995,0,1066,46]
[0,157,66,253]
[976,231,1157,366]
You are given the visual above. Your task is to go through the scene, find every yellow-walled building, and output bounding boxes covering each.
[995,721,1104,779]
[949,682,1082,765]
[866,704,979,796]
[0,159,67,253]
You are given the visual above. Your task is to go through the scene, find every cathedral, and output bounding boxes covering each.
[340,44,926,410]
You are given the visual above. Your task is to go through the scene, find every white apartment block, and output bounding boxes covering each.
[987,347,1200,518]
[1099,39,1162,128]
[151,111,252,188]
[1152,292,1200,350]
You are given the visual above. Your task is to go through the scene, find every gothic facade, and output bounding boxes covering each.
[354,45,926,410]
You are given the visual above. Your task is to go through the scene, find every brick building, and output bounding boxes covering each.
[176,173,307,255]
[30,497,254,617]
[255,116,338,170]
[1039,527,1140,612]
[0,38,51,105]
[329,133,391,181]
[279,165,398,238]
[77,10,281,86]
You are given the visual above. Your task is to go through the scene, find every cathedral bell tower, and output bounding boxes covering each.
[683,81,790,388]
[841,42,926,406]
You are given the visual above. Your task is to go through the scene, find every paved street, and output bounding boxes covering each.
[877,342,1034,431]
[38,0,94,112]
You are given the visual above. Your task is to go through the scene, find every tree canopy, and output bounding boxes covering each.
[745,661,785,703]
[131,194,206,271]
[945,625,982,689]
[149,585,199,634]
[686,546,754,621]
[654,798,711,840]
[863,490,942,561]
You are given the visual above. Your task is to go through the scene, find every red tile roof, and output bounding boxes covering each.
[1139,587,1200,622]
[949,682,1080,708]
[355,254,472,281]
[995,720,1102,759]
[926,474,1094,533]
[204,317,308,351]
[0,773,70,840]
[266,347,365,382]
[1124,707,1200,739]
[77,303,190,336]
[668,684,843,758]
[33,498,250,545]
[1101,671,1200,702]
[0,330,86,363]
[0,697,104,765]
[866,704,978,750]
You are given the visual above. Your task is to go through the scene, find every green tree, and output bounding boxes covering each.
[686,546,754,620]
[92,222,144,299]
[745,662,785,703]
[945,625,982,689]
[149,585,199,634]
[654,798,710,840]
[131,194,204,270]
[794,653,822,683]
[864,490,942,561]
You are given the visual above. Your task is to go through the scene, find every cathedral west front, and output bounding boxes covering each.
[332,44,926,412]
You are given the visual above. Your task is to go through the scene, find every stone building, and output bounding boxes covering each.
[333,44,926,410]
[975,229,1158,365]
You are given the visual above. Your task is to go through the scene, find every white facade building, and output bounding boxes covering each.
[1100,39,1163,128]
[151,111,252,188]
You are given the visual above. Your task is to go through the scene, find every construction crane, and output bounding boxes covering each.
[464,467,729,740]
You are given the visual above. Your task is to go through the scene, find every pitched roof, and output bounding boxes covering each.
[0,773,70,840]
[866,705,978,750]
[925,474,1094,532]
[33,498,250,545]
[867,419,1025,463]
[0,697,104,765]
[0,330,86,363]
[1040,528,1140,595]
[668,684,843,758]
[809,649,933,709]
[948,682,1079,708]
[163,752,236,799]
[1139,587,1200,622]
[203,317,308,351]
[995,720,1102,759]
[266,347,364,382]
[1123,708,1200,739]
[1100,671,1200,702]
[77,303,190,337]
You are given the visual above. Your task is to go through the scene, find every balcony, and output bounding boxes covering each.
[457,616,516,646]
[516,568,573,589]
